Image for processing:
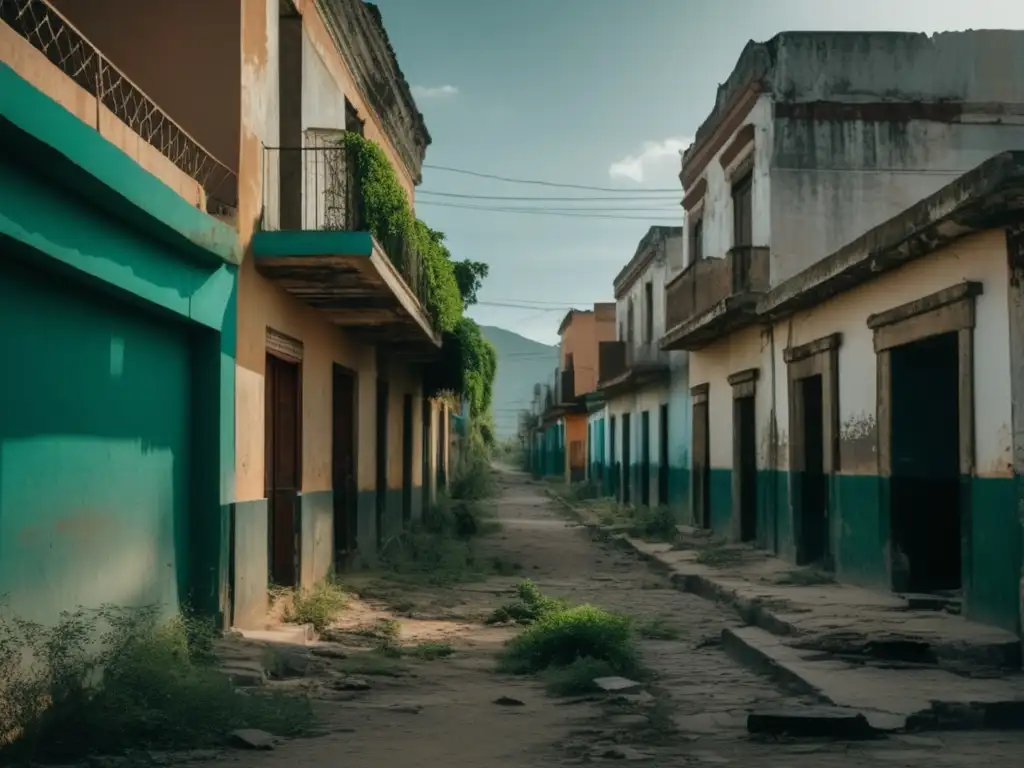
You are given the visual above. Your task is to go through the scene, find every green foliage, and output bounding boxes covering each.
[456,317,498,425]
[499,603,638,677]
[453,259,489,309]
[488,579,568,625]
[284,579,349,633]
[338,134,462,333]
[543,657,618,696]
[0,605,312,761]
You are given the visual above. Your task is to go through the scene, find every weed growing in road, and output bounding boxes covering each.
[487,579,567,625]
[0,605,312,762]
[285,579,350,633]
[406,642,454,660]
[542,657,617,696]
[637,615,682,640]
[497,584,641,688]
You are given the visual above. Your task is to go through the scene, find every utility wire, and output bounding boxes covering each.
[422,163,680,193]
[419,190,680,202]
[416,200,679,221]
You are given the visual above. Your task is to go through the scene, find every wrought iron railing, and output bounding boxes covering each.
[0,0,238,210]
[262,136,428,309]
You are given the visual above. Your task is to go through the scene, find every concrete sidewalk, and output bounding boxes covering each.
[554,494,1024,730]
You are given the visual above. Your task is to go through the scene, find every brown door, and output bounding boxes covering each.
[402,394,414,524]
[332,365,357,567]
[421,397,432,512]
[375,378,389,548]
[692,400,710,529]
[266,352,301,587]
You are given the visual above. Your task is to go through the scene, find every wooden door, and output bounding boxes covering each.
[692,400,710,529]
[402,394,414,524]
[266,352,301,587]
[332,366,357,566]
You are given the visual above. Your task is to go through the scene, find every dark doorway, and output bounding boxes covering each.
[622,413,632,504]
[890,332,961,593]
[265,353,301,587]
[735,395,757,542]
[422,397,432,514]
[640,411,651,507]
[797,374,828,565]
[437,407,447,489]
[609,415,617,499]
[402,394,414,525]
[692,397,710,529]
[331,365,356,567]
[375,378,389,549]
[659,404,669,506]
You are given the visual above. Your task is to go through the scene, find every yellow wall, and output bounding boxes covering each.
[0,22,206,209]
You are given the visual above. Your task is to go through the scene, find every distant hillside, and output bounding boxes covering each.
[481,325,559,439]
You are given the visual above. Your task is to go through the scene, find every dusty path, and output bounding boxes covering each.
[210,468,1024,767]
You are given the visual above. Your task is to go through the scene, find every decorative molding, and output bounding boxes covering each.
[314,0,430,183]
[267,327,304,363]
[783,333,842,364]
[682,178,708,212]
[866,281,982,329]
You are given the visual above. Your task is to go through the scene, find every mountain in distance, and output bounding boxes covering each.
[480,325,559,440]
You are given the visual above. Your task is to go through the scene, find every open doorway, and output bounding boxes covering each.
[659,404,669,506]
[640,410,651,507]
[266,352,301,587]
[609,415,617,498]
[735,395,757,542]
[375,377,389,549]
[402,394,414,525]
[692,386,710,529]
[890,332,961,593]
[331,365,356,568]
[621,413,632,504]
[796,374,828,565]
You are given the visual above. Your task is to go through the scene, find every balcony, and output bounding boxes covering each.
[597,339,670,395]
[0,0,237,213]
[253,136,439,356]
[661,246,769,351]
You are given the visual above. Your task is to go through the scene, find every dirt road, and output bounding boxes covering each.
[214,468,1024,767]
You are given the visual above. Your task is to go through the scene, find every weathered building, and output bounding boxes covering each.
[0,0,451,630]
[598,227,682,507]
[663,30,1024,634]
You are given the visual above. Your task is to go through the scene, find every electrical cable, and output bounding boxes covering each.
[422,163,681,193]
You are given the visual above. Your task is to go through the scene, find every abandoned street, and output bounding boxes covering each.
[201,468,1024,767]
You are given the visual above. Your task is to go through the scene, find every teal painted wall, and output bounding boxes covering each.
[0,67,238,625]
[0,257,191,622]
[667,353,691,522]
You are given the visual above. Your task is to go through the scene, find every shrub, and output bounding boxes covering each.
[487,579,567,625]
[543,657,618,696]
[450,450,497,502]
[0,605,312,761]
[285,579,349,633]
[499,604,637,677]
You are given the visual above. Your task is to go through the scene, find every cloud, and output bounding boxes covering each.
[608,137,694,183]
[411,84,459,100]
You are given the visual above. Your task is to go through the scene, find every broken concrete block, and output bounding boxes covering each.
[227,728,278,750]
[746,707,876,739]
[593,676,643,693]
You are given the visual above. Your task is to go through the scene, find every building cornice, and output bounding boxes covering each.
[315,0,431,184]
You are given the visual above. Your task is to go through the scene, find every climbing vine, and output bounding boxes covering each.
[339,133,462,333]
[338,133,497,442]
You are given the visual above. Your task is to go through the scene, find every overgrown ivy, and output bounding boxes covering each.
[338,132,497,443]
[339,133,462,333]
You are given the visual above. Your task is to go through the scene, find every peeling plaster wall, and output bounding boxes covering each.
[771,120,1024,285]
[605,383,670,507]
[616,244,673,351]
[683,96,773,270]
[689,227,1019,630]
[766,31,1024,285]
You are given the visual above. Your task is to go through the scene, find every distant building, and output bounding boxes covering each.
[597,227,682,507]
[662,30,1024,634]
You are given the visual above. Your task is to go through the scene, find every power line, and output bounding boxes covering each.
[419,190,680,202]
[422,163,680,193]
[416,200,679,221]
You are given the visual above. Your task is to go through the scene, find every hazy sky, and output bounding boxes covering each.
[373,0,1024,344]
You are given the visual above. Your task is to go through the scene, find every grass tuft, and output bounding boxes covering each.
[637,615,681,641]
[0,605,312,762]
[542,657,618,696]
[487,579,567,625]
[284,579,349,633]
